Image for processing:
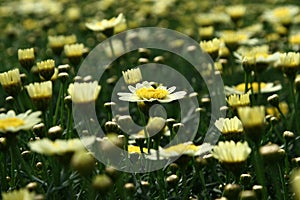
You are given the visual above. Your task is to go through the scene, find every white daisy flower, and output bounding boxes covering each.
[85,13,126,32]
[147,142,212,160]
[225,82,282,95]
[117,81,186,103]
[29,137,94,156]
[0,110,41,133]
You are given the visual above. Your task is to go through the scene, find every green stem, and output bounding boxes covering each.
[181,170,189,200]
[53,82,63,126]
[253,147,267,200]
[289,79,300,135]
[276,105,287,128]
[244,72,249,93]
[277,163,287,200]
[60,82,65,128]
[1,152,8,191]
[198,168,209,200]
[139,108,150,152]
[9,145,17,188]
[66,107,73,139]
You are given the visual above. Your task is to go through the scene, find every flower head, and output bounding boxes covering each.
[0,68,22,96]
[68,81,101,104]
[122,68,142,85]
[25,81,52,110]
[276,52,300,79]
[225,5,246,21]
[238,106,265,143]
[118,81,186,103]
[291,168,300,200]
[18,48,35,70]
[0,110,41,133]
[225,82,282,95]
[127,145,148,154]
[29,138,91,156]
[215,117,243,140]
[64,43,84,58]
[212,141,251,163]
[261,5,299,26]
[85,13,126,34]
[48,34,77,55]
[227,93,250,108]
[2,188,35,200]
[147,142,211,160]
[200,38,221,59]
[36,59,55,80]
[238,106,265,128]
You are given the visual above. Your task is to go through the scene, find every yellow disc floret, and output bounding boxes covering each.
[135,87,169,100]
[0,118,24,129]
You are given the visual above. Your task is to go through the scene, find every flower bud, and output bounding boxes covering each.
[105,166,120,181]
[71,151,96,176]
[239,190,257,200]
[240,173,252,186]
[223,184,241,200]
[92,174,113,194]
[0,137,8,151]
[252,185,263,200]
[267,94,279,107]
[283,130,294,141]
[36,162,43,170]
[138,58,149,65]
[138,48,151,58]
[259,143,284,164]
[105,121,120,134]
[33,123,45,138]
[166,174,179,188]
[48,126,63,140]
[124,183,135,196]
[26,182,38,192]
[153,56,164,64]
[58,64,71,73]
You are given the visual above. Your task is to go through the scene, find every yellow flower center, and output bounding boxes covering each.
[136,87,169,100]
[128,145,147,154]
[274,8,289,18]
[0,118,24,129]
[235,82,266,93]
[164,144,198,154]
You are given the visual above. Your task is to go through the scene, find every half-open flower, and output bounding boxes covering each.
[68,81,101,104]
[25,81,52,111]
[212,140,251,176]
[0,68,22,96]
[215,116,244,141]
[118,81,186,103]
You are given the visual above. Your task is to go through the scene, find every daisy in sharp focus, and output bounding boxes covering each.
[117,81,186,103]
[0,110,41,133]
